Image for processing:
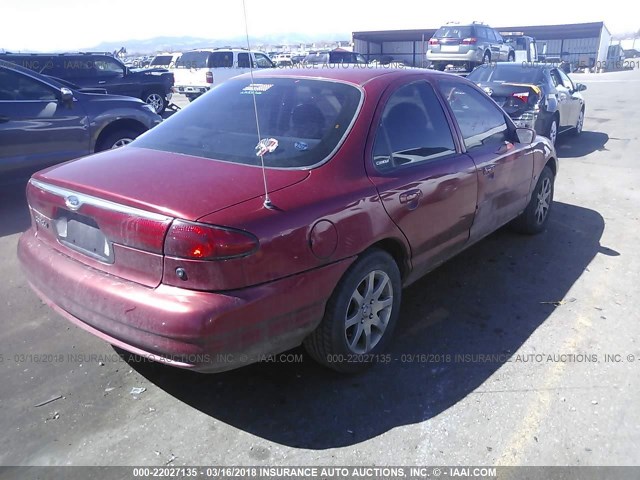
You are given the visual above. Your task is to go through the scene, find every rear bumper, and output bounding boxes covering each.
[18,228,354,373]
[426,49,482,64]
[173,85,209,95]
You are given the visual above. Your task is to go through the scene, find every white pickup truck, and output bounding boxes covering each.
[171,48,276,101]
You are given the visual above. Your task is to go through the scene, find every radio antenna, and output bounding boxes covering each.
[242,0,274,210]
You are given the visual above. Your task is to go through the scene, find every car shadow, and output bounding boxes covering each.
[556,131,609,158]
[124,201,612,450]
[0,180,30,238]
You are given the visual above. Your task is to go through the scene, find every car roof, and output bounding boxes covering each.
[240,66,454,86]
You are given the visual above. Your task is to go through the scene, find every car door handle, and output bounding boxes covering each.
[399,189,422,204]
[0,115,9,123]
[483,165,496,176]
[98,81,106,84]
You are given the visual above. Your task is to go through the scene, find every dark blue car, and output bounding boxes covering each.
[0,53,174,113]
[0,59,162,181]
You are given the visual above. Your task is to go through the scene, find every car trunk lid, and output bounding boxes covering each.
[28,147,308,287]
[481,82,542,118]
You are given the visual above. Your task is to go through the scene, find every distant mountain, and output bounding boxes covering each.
[87,33,351,55]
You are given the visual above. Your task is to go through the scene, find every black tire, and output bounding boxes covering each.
[143,90,166,114]
[482,51,491,65]
[546,116,559,146]
[96,129,141,151]
[511,166,555,235]
[303,249,402,373]
[186,94,200,102]
[570,107,585,136]
[508,52,515,62]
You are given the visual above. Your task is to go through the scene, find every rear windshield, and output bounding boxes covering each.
[151,55,173,66]
[434,26,473,38]
[132,78,362,169]
[175,51,210,69]
[467,65,544,84]
[304,53,330,64]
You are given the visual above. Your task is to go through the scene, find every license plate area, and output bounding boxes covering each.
[441,45,459,53]
[54,211,114,263]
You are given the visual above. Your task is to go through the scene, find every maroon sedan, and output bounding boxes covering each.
[18,67,557,373]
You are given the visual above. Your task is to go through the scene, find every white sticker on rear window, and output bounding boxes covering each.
[241,84,274,95]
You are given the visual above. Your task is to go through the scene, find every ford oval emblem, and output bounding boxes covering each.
[65,195,81,211]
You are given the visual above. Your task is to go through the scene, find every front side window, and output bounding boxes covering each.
[372,82,457,172]
[132,78,362,169]
[0,68,57,101]
[438,80,509,151]
[254,54,274,68]
[557,69,575,90]
[93,58,124,76]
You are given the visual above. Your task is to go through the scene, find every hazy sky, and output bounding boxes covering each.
[1,0,636,51]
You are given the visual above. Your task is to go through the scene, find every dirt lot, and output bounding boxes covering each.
[1,69,639,468]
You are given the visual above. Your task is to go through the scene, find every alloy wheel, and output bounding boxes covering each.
[344,270,393,354]
[111,138,134,148]
[146,93,164,113]
[535,177,552,225]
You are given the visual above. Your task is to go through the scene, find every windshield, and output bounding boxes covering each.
[467,65,544,84]
[304,53,330,64]
[132,77,362,169]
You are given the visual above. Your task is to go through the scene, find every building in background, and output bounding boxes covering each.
[353,22,612,70]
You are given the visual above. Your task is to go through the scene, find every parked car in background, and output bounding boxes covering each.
[303,50,368,65]
[0,52,174,114]
[427,22,515,71]
[148,52,182,70]
[500,32,539,62]
[18,66,557,374]
[467,62,586,144]
[0,60,162,181]
[171,48,275,101]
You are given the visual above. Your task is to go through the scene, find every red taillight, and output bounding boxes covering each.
[461,37,478,45]
[512,91,530,103]
[428,38,439,46]
[83,205,171,254]
[164,220,258,260]
[205,71,213,84]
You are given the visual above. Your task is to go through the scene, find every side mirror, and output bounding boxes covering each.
[576,83,587,92]
[515,127,536,144]
[59,87,74,105]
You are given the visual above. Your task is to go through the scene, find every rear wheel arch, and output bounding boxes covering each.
[366,238,410,281]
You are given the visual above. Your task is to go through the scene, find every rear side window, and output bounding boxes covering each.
[372,82,457,172]
[175,51,210,69]
[437,80,509,151]
[237,53,251,68]
[434,26,473,39]
[208,52,234,68]
[132,78,362,169]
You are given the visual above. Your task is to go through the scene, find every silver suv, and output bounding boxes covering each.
[427,22,515,71]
